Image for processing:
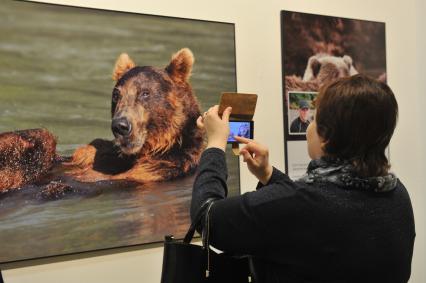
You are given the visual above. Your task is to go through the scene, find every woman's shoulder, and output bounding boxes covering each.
[391,178,414,210]
[241,178,328,211]
[240,174,413,216]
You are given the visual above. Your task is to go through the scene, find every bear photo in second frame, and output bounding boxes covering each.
[281,11,387,135]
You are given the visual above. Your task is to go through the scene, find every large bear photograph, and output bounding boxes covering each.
[281,10,386,178]
[0,1,238,263]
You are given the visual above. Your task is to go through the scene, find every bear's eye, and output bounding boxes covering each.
[112,88,120,103]
[138,90,150,100]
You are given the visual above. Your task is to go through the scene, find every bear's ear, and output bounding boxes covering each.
[311,59,321,78]
[343,55,359,76]
[165,48,194,83]
[343,55,353,69]
[303,55,321,81]
[112,53,136,81]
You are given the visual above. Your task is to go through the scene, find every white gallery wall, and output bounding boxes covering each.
[2,0,425,282]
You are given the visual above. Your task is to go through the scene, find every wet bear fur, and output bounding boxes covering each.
[65,48,205,183]
[0,129,56,191]
[0,48,205,191]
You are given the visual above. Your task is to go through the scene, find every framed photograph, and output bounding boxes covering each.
[281,10,386,179]
[287,91,318,135]
[0,0,238,263]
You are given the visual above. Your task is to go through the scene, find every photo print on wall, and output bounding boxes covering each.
[281,10,387,179]
[0,0,238,263]
[287,91,318,135]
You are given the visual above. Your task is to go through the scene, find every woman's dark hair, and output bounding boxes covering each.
[315,74,398,177]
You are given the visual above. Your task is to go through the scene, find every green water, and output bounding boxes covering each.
[0,0,236,154]
[0,0,239,263]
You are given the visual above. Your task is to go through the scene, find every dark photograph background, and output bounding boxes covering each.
[282,11,386,80]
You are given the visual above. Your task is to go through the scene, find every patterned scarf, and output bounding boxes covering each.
[298,157,397,193]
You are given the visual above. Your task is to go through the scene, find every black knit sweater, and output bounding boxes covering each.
[191,148,415,283]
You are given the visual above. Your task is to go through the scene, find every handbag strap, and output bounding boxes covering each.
[203,200,215,278]
[183,198,216,244]
[183,199,255,281]
[202,200,214,249]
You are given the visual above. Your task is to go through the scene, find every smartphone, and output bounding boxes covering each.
[228,121,254,143]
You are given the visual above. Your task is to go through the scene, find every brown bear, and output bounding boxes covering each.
[285,53,359,94]
[302,53,359,85]
[65,48,205,183]
[0,128,57,191]
[0,48,205,192]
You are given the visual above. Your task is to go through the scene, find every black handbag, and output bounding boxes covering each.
[161,199,253,283]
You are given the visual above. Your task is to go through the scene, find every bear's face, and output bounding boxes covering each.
[237,124,250,138]
[303,54,359,85]
[111,49,195,156]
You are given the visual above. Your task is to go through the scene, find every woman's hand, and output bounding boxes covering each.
[197,105,232,152]
[234,136,273,185]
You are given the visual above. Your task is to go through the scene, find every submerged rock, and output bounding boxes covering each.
[37,181,74,200]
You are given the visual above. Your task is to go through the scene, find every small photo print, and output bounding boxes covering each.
[288,91,318,135]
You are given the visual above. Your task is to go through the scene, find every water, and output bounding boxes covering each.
[0,0,239,263]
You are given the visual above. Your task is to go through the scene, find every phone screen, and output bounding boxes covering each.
[228,121,253,142]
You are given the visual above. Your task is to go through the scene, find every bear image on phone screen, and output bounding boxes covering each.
[228,121,251,142]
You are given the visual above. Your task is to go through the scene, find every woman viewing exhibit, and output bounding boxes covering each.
[191,74,415,282]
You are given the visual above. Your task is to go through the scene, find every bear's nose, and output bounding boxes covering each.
[112,117,132,137]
